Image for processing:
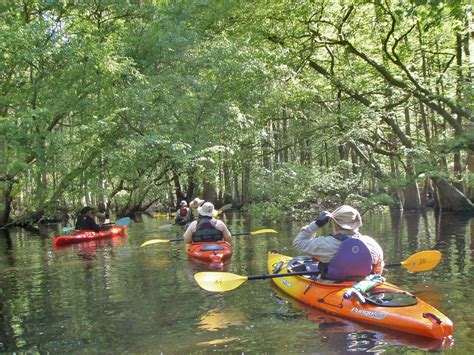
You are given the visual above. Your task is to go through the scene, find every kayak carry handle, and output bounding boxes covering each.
[423,312,442,324]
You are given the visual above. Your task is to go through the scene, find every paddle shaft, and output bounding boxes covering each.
[233,232,252,237]
[247,271,319,280]
[248,258,427,279]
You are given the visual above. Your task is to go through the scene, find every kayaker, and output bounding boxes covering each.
[75,206,101,232]
[183,202,232,249]
[175,200,192,225]
[189,197,205,221]
[293,205,384,280]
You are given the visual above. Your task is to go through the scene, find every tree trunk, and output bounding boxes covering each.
[453,32,465,192]
[202,181,217,202]
[402,107,421,210]
[1,181,14,227]
[272,120,279,167]
[431,177,474,211]
[467,141,474,201]
[281,110,289,162]
[172,170,185,207]
[241,161,250,205]
[186,172,195,202]
[223,157,233,204]
[389,156,402,208]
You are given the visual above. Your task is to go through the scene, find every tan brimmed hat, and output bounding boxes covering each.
[330,205,362,231]
[189,198,205,209]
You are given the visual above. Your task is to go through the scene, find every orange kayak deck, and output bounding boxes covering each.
[267,251,453,340]
[187,241,232,265]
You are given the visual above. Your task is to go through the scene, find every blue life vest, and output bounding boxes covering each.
[192,217,223,243]
[324,234,373,281]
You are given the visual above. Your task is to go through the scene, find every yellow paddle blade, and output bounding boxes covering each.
[250,229,278,235]
[140,239,171,247]
[214,204,233,217]
[400,250,442,272]
[154,212,177,218]
[194,272,248,292]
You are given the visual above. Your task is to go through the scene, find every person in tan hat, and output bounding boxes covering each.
[189,197,205,221]
[293,205,384,280]
[183,202,232,248]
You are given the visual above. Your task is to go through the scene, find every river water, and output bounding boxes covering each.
[0,210,473,353]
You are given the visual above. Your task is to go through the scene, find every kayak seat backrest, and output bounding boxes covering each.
[326,237,372,281]
[200,244,225,252]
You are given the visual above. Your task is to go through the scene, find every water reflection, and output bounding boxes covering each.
[197,337,239,346]
[53,236,128,261]
[0,229,15,267]
[198,307,248,331]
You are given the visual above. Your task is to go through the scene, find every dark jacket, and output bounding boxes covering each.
[75,215,101,232]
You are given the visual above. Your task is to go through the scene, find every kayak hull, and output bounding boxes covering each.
[53,226,127,247]
[267,251,453,340]
[187,241,232,264]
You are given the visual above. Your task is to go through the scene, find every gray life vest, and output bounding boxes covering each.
[192,217,223,243]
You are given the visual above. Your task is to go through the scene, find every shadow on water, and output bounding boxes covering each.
[0,229,15,266]
[0,229,20,352]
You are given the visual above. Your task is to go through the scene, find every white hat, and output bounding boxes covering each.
[330,205,362,231]
[180,200,188,207]
[198,202,217,217]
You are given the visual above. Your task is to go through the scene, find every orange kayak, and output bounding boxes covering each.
[267,251,453,340]
[53,226,127,247]
[187,241,232,265]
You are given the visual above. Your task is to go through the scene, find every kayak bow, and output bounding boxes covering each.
[187,241,233,265]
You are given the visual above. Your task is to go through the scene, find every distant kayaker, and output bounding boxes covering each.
[189,197,205,221]
[175,200,192,225]
[293,205,384,280]
[75,206,101,232]
[183,202,232,249]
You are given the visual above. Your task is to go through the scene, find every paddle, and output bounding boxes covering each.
[216,203,233,216]
[384,250,441,272]
[62,216,131,232]
[194,250,442,292]
[115,217,131,227]
[141,237,183,247]
[140,228,278,247]
[233,229,277,237]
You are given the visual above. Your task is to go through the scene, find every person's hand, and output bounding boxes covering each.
[315,211,331,227]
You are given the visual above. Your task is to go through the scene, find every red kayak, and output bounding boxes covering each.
[53,226,128,247]
[186,241,232,265]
